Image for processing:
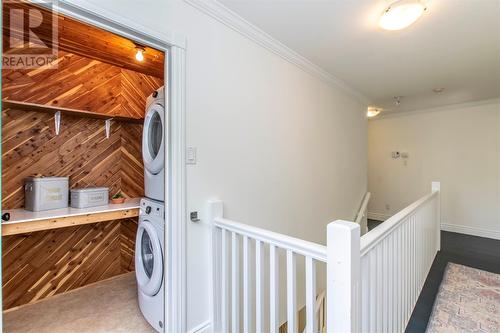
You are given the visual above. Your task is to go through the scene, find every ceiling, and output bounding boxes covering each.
[219,0,500,113]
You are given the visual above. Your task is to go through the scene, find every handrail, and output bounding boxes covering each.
[214,217,327,262]
[360,190,438,256]
[354,192,371,225]
[302,290,326,333]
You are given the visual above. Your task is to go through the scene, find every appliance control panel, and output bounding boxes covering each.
[140,198,165,219]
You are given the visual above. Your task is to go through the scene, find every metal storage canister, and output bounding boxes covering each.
[70,187,109,209]
[24,177,69,211]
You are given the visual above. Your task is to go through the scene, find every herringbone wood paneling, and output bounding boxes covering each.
[2,108,144,309]
[2,218,138,310]
[120,219,138,272]
[1,1,164,310]
[1,108,144,209]
[2,51,163,119]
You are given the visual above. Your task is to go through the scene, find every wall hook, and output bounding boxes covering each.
[190,211,201,222]
[54,111,61,135]
[105,119,112,139]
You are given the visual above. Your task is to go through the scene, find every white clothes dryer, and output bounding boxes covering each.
[143,86,165,202]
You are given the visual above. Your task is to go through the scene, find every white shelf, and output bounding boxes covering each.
[2,198,141,236]
[3,198,141,225]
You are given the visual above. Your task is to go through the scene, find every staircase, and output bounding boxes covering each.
[209,181,441,332]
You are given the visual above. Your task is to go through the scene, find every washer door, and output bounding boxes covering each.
[142,103,164,175]
[135,220,163,296]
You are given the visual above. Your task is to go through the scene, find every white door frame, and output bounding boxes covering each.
[37,1,187,332]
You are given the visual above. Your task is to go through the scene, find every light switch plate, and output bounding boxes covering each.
[186,147,197,165]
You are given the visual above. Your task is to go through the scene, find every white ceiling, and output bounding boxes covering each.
[219,0,500,113]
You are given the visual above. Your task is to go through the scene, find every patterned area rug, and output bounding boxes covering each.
[426,263,499,333]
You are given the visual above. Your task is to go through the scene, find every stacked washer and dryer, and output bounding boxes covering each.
[136,86,166,332]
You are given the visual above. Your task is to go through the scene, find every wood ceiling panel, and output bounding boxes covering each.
[3,1,164,78]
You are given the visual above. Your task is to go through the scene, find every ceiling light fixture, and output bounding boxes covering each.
[379,0,427,31]
[135,46,145,62]
[433,87,445,94]
[367,107,383,118]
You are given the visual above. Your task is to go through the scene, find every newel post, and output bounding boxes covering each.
[208,200,223,332]
[431,181,441,251]
[327,220,361,333]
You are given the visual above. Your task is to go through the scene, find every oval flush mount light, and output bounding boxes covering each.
[367,107,383,118]
[379,0,427,31]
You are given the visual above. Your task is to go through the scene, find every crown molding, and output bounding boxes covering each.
[371,97,500,121]
[184,0,369,105]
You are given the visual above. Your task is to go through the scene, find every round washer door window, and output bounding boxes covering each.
[135,220,163,296]
[142,103,165,175]
[141,230,155,278]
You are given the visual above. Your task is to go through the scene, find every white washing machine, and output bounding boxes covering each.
[136,198,165,332]
[143,86,165,202]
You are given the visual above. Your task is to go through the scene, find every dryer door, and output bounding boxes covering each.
[135,220,163,296]
[142,103,164,175]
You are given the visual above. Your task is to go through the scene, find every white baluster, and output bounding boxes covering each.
[231,232,239,333]
[243,236,251,333]
[396,227,402,332]
[287,250,297,333]
[382,239,388,332]
[255,240,264,332]
[432,182,441,251]
[270,244,279,333]
[208,200,223,331]
[376,245,382,332]
[369,251,376,332]
[221,229,228,332]
[361,255,369,332]
[305,257,317,333]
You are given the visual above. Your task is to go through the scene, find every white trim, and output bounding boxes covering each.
[184,0,369,106]
[372,97,500,121]
[54,0,186,49]
[188,320,211,333]
[167,46,187,333]
[361,191,438,255]
[214,216,327,262]
[354,192,371,224]
[367,212,392,222]
[33,3,188,332]
[441,223,500,241]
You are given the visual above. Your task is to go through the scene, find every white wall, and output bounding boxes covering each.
[67,0,368,330]
[368,100,500,240]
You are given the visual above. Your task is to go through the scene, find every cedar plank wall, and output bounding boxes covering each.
[0,114,144,310]
[2,220,135,309]
[2,50,162,119]
[2,53,162,309]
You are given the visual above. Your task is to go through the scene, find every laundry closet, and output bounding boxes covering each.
[1,2,165,332]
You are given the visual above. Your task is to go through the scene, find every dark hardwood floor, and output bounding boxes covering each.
[368,218,383,231]
[405,231,500,333]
